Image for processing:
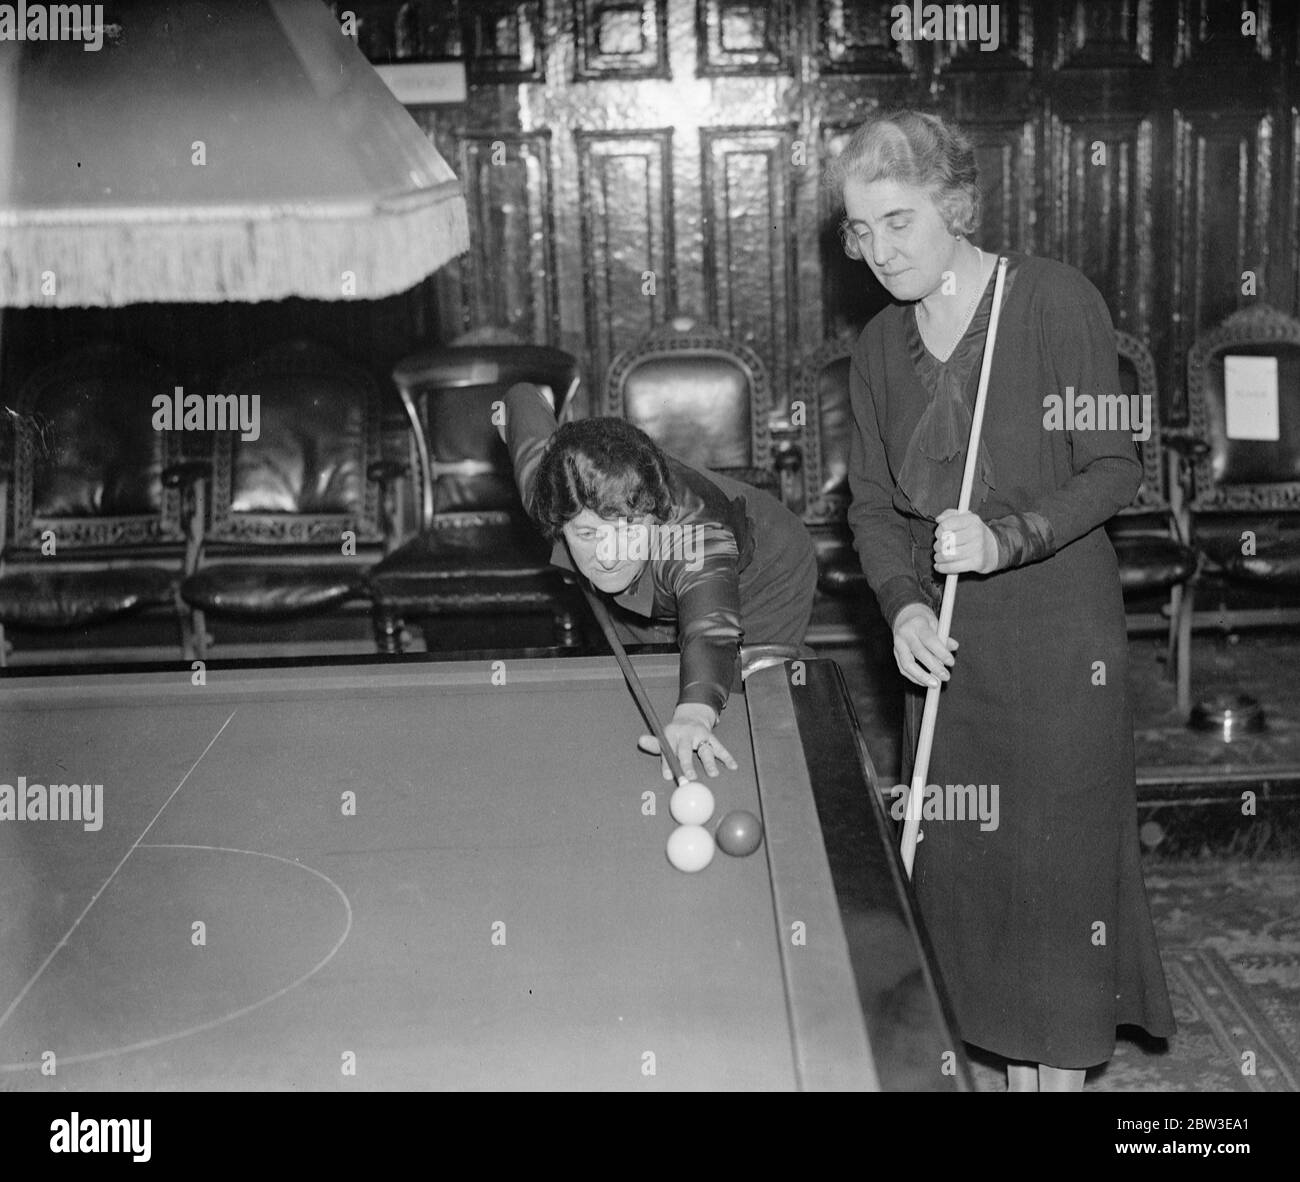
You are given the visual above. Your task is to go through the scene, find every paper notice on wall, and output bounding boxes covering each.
[1224,355,1280,441]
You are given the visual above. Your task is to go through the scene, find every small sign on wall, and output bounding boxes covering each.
[1224,355,1281,441]
[374,62,468,106]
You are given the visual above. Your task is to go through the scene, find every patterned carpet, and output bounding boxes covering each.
[964,859,1300,1092]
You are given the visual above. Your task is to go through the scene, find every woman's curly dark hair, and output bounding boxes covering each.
[531,417,675,539]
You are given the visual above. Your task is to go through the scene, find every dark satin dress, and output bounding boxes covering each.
[846,253,1176,1068]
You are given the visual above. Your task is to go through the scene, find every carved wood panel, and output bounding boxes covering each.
[931,0,1033,73]
[815,0,917,75]
[968,119,1039,264]
[1050,116,1154,337]
[577,130,676,387]
[1174,0,1273,68]
[350,0,1298,437]
[697,0,793,75]
[4,0,1298,543]
[1170,112,1275,417]
[701,126,795,407]
[817,123,889,343]
[1292,110,1300,313]
[462,0,545,81]
[1054,0,1153,68]
[576,0,669,78]
[456,132,559,345]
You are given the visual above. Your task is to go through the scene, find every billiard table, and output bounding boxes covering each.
[0,652,968,1091]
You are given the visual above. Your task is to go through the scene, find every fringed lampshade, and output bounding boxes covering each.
[0,0,469,307]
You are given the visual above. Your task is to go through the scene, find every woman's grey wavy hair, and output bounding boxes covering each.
[824,110,982,237]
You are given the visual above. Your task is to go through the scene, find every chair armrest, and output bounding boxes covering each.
[715,466,780,495]
[1159,432,1205,548]
[161,460,213,490]
[367,460,411,553]
[771,440,803,474]
[162,461,210,575]
[367,459,410,486]
[1161,430,1210,460]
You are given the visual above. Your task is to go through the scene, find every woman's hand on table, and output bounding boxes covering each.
[933,509,999,575]
[892,603,958,689]
[638,702,738,781]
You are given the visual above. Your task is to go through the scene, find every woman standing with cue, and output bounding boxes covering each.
[831,110,1174,1091]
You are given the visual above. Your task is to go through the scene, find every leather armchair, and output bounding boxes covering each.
[796,339,860,598]
[1104,332,1198,715]
[367,342,584,653]
[0,341,203,664]
[1181,304,1300,598]
[177,340,402,658]
[605,315,794,496]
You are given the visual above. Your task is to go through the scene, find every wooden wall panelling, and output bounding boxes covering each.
[1278,17,1298,317]
[1048,114,1154,339]
[1047,0,1169,410]
[577,130,676,390]
[814,0,919,76]
[342,1,399,61]
[575,0,669,79]
[928,2,1038,303]
[816,122,891,346]
[1054,0,1154,69]
[965,119,1039,264]
[697,0,794,76]
[455,131,560,345]
[787,100,834,383]
[1174,0,1272,70]
[1163,0,1292,417]
[807,0,933,349]
[1170,110,1275,419]
[1292,106,1300,313]
[463,0,545,82]
[1291,15,1299,311]
[342,0,1299,440]
[410,110,476,343]
[701,126,796,413]
[930,0,1034,74]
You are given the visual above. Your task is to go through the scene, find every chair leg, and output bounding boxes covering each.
[176,588,198,662]
[1173,581,1194,719]
[556,607,581,648]
[1165,585,1182,676]
[373,605,405,655]
[193,609,209,663]
[179,612,194,662]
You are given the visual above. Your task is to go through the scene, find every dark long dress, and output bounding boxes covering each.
[846,252,1176,1068]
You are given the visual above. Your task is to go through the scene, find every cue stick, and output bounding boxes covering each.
[575,575,692,787]
[901,255,1009,879]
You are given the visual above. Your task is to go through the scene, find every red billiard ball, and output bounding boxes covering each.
[715,810,763,857]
